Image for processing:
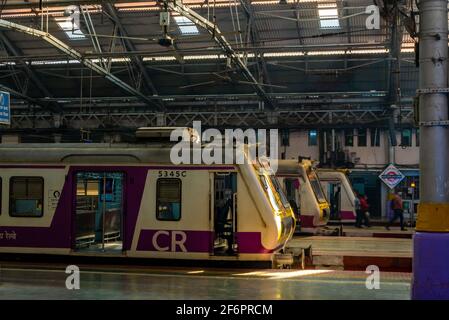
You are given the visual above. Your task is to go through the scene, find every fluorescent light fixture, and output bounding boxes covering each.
[174,16,199,35]
[318,3,340,29]
[56,20,86,40]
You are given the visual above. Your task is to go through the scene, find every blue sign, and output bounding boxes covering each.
[0,91,10,125]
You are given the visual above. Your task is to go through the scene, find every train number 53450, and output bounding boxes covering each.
[158,170,186,178]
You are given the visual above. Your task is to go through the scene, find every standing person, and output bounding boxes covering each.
[386,192,407,231]
[359,194,371,228]
[354,191,362,228]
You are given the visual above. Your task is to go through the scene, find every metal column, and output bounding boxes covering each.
[412,0,449,300]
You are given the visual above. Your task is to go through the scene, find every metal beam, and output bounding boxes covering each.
[162,0,276,110]
[0,18,163,111]
[239,0,274,92]
[103,3,165,110]
[0,31,62,113]
[0,83,40,105]
[5,106,415,130]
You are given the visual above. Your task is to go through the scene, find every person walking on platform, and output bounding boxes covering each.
[386,192,407,231]
[359,194,371,228]
[354,192,363,228]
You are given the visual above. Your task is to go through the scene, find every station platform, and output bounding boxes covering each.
[288,236,412,272]
[340,226,414,239]
[0,262,411,300]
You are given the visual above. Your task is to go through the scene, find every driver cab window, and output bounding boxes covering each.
[156,179,182,221]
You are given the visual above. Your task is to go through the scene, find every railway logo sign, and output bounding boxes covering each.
[379,164,405,189]
[0,91,10,125]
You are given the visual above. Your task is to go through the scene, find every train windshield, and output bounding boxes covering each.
[308,170,327,203]
[259,174,281,213]
[269,175,291,209]
[255,161,291,213]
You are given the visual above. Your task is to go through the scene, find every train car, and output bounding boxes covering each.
[317,169,357,222]
[275,160,330,234]
[0,143,295,263]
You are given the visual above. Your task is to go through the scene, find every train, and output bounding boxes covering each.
[317,169,357,222]
[275,160,330,234]
[0,140,295,264]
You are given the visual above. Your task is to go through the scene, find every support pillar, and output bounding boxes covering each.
[412,0,449,300]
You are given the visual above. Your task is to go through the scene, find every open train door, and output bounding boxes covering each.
[73,171,124,254]
[211,172,238,256]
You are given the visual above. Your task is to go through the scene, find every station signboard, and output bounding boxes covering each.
[0,91,10,125]
[379,164,405,189]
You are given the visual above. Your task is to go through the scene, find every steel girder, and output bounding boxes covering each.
[162,0,276,110]
[0,31,63,112]
[103,2,165,111]
[0,18,163,111]
[6,107,414,130]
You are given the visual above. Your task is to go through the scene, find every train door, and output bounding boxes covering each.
[327,182,341,220]
[212,172,237,256]
[74,172,124,253]
[284,178,301,219]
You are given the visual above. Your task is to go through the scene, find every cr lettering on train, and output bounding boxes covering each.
[152,230,187,252]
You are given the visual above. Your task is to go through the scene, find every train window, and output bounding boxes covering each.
[156,179,182,221]
[9,177,44,217]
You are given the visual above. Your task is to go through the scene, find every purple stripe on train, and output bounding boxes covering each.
[136,229,275,254]
[0,165,238,251]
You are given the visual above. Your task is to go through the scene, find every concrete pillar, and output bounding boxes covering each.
[412,0,449,300]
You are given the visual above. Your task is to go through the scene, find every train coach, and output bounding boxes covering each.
[317,169,357,222]
[0,143,295,263]
[275,160,330,234]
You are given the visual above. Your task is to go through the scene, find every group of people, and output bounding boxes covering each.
[354,191,406,230]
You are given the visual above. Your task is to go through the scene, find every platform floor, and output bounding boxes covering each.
[341,226,414,239]
[0,262,411,300]
[289,236,412,258]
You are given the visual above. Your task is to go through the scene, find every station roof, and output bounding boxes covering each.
[0,0,419,125]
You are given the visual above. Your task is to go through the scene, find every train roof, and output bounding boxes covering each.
[276,160,308,175]
[0,143,249,165]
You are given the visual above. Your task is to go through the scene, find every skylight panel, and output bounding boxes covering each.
[318,3,340,29]
[56,19,86,40]
[174,16,199,35]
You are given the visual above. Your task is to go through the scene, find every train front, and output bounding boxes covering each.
[250,158,296,251]
[303,160,331,227]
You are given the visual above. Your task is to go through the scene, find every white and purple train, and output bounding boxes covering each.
[0,143,295,263]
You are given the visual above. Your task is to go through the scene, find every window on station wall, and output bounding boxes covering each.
[370,128,381,147]
[281,129,290,146]
[156,179,182,221]
[9,177,44,217]
[357,129,367,147]
[344,129,354,147]
[415,128,420,147]
[401,129,412,147]
[308,130,318,146]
